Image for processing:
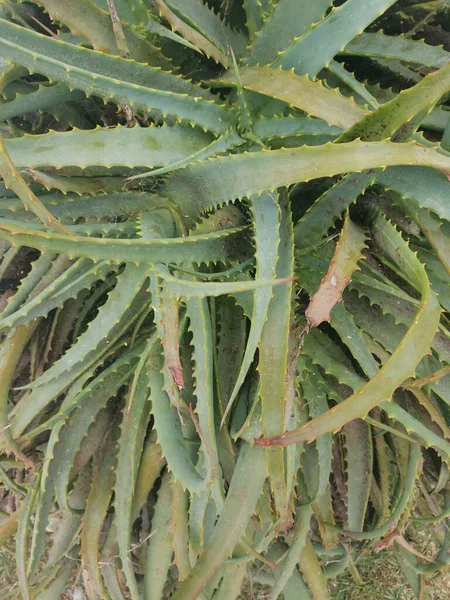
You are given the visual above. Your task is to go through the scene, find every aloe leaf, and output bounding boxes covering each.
[327,60,379,110]
[0,259,118,330]
[378,166,450,221]
[10,267,149,437]
[382,402,450,462]
[343,32,450,68]
[150,275,184,402]
[0,324,36,466]
[272,0,398,77]
[143,471,174,600]
[188,488,211,556]
[242,0,270,41]
[54,405,113,513]
[145,15,203,52]
[400,201,450,274]
[45,470,91,570]
[1,252,57,318]
[131,431,166,521]
[221,191,280,425]
[33,0,157,60]
[5,125,213,169]
[305,214,367,326]
[157,264,292,297]
[348,278,450,364]
[115,335,155,600]
[415,248,450,315]
[186,295,224,506]
[0,19,234,133]
[338,61,450,142]
[27,393,74,575]
[165,0,246,57]
[153,0,228,65]
[0,219,246,265]
[343,419,373,532]
[165,140,450,223]
[217,66,366,129]
[0,82,85,122]
[256,216,441,446]
[171,479,191,580]
[0,136,69,234]
[246,0,332,66]
[81,446,116,600]
[215,296,246,407]
[0,192,162,222]
[298,362,334,515]
[16,472,41,600]
[148,347,207,493]
[253,116,342,141]
[212,561,247,600]
[330,303,380,379]
[171,443,267,600]
[20,264,147,389]
[258,190,294,525]
[335,442,422,540]
[0,58,27,94]
[295,171,378,251]
[127,128,243,181]
[106,0,148,26]
[299,541,331,600]
[270,504,313,600]
[34,560,74,600]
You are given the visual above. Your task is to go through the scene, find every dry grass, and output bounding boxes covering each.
[0,540,18,599]
[330,524,450,600]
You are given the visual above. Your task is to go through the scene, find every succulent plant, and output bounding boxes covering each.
[0,1,449,599]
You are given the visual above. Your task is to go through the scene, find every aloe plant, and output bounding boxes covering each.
[0,1,449,599]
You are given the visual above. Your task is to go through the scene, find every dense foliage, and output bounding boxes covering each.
[0,0,449,598]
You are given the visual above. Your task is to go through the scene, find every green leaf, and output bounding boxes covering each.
[246,0,333,66]
[0,218,247,265]
[343,32,450,68]
[0,18,234,133]
[33,0,156,60]
[272,0,398,77]
[242,0,270,41]
[185,295,224,506]
[143,472,174,600]
[148,347,208,494]
[5,125,213,169]
[165,0,246,56]
[10,266,149,437]
[378,166,450,222]
[270,504,313,599]
[217,66,367,129]
[295,171,378,250]
[256,216,441,446]
[16,472,41,600]
[81,445,116,600]
[0,324,36,466]
[0,83,85,122]
[0,137,70,234]
[0,259,118,330]
[164,140,450,222]
[338,61,450,142]
[170,443,267,600]
[258,190,294,524]
[114,335,155,600]
[343,419,373,532]
[221,191,280,425]
[153,0,229,65]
